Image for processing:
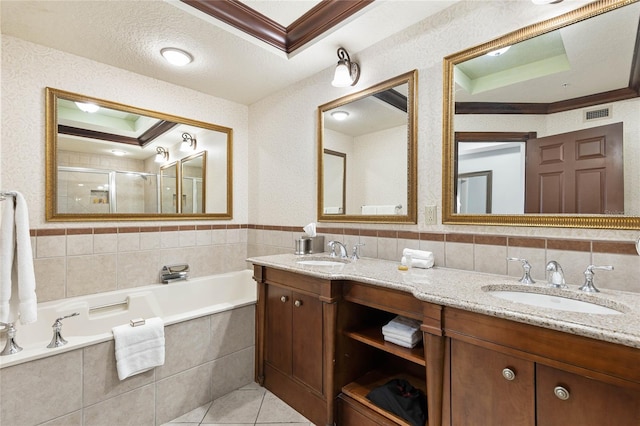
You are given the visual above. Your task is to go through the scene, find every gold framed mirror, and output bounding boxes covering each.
[442,0,640,229]
[317,70,418,223]
[45,87,232,221]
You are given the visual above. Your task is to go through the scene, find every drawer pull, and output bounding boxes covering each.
[502,368,516,381]
[280,296,288,303]
[554,386,570,400]
[294,300,302,307]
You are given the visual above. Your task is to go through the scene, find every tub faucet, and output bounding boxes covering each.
[545,261,567,288]
[47,312,79,348]
[327,241,348,259]
[160,264,190,283]
[0,322,22,356]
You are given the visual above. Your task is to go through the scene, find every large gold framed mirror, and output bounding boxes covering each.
[45,87,232,221]
[442,0,640,229]
[317,70,418,223]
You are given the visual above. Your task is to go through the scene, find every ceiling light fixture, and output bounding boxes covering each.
[155,146,169,163]
[160,47,193,66]
[331,47,360,87]
[111,149,127,156]
[331,111,350,121]
[180,132,197,152]
[486,46,511,57]
[75,102,100,113]
[531,0,563,4]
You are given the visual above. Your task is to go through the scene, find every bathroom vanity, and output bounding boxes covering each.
[250,254,640,426]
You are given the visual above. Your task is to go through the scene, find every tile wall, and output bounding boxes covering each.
[0,305,255,426]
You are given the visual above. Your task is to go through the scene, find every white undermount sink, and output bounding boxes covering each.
[296,258,347,267]
[486,289,624,315]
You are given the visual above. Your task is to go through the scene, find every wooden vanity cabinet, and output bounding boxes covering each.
[254,266,341,426]
[445,308,640,426]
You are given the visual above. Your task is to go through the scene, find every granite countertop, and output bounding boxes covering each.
[248,253,640,350]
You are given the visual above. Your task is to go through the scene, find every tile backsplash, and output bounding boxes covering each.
[30,223,640,304]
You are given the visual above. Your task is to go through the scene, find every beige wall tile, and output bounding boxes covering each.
[155,363,213,425]
[377,237,398,261]
[210,346,255,401]
[359,236,378,258]
[444,242,474,271]
[419,241,444,268]
[474,244,507,275]
[34,256,66,302]
[156,316,213,380]
[67,254,117,297]
[36,235,66,258]
[38,410,82,426]
[160,230,180,249]
[506,247,546,283]
[196,229,212,246]
[210,305,255,359]
[227,228,241,244]
[83,384,155,426]
[179,230,196,247]
[211,229,227,245]
[118,232,141,252]
[93,233,118,254]
[83,341,155,406]
[591,252,640,293]
[0,350,82,426]
[140,231,161,250]
[66,234,93,256]
[117,250,161,288]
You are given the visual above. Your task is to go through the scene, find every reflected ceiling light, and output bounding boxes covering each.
[160,47,193,66]
[531,0,563,4]
[111,149,127,156]
[331,47,360,87]
[486,46,511,57]
[180,132,197,152]
[155,146,169,163]
[331,111,350,121]
[75,102,99,113]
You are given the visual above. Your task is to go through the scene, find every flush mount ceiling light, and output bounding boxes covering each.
[75,101,100,113]
[331,47,360,87]
[331,111,350,121]
[180,132,197,152]
[531,0,563,4]
[160,47,193,66]
[486,46,511,57]
[155,146,169,163]
[111,149,127,156]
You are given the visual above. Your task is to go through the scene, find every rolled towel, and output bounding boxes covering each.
[112,317,165,380]
[402,248,434,261]
[401,256,434,269]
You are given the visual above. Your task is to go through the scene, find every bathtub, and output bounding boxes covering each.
[0,269,256,369]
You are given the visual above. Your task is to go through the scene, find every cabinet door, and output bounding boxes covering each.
[291,291,324,393]
[537,365,640,426]
[451,340,535,426]
[265,285,292,375]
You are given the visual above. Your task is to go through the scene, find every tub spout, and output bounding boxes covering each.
[160,264,190,283]
[0,322,23,355]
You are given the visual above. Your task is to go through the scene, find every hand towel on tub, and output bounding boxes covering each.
[112,317,165,380]
[0,191,37,324]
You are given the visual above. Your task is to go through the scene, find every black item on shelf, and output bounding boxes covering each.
[366,378,428,426]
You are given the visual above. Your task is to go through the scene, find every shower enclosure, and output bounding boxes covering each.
[57,166,159,214]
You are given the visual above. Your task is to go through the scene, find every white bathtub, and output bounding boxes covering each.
[0,269,256,369]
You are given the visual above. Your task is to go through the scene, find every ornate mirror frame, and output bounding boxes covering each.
[317,70,418,223]
[45,87,233,221]
[442,0,640,229]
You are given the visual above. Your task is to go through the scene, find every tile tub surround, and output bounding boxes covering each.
[248,253,640,350]
[0,305,256,426]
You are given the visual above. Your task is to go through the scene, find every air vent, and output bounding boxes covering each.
[584,105,611,122]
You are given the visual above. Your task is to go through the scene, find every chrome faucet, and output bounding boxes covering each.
[507,257,535,284]
[327,241,348,259]
[545,261,567,288]
[0,322,22,355]
[47,313,79,348]
[160,264,190,283]
[351,243,365,261]
[578,265,614,293]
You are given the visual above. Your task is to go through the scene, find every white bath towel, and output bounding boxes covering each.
[0,192,37,324]
[383,328,422,345]
[361,205,377,215]
[383,334,420,349]
[112,317,165,380]
[382,316,421,337]
[402,248,434,261]
[401,256,434,269]
[375,205,398,215]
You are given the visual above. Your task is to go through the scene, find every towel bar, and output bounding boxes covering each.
[89,298,129,313]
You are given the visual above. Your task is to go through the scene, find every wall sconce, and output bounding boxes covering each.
[180,132,197,152]
[155,146,169,163]
[331,47,360,87]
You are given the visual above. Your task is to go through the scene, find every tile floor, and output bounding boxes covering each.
[164,382,315,426]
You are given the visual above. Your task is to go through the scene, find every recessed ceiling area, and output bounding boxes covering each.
[1,0,459,105]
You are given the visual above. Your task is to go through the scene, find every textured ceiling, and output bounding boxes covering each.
[1,0,459,105]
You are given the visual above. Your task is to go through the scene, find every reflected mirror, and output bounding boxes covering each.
[45,87,233,221]
[318,70,418,223]
[443,0,640,229]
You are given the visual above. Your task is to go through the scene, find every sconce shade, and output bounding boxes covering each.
[155,147,169,163]
[331,48,360,87]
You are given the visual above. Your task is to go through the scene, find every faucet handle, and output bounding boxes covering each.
[352,243,365,260]
[48,312,79,349]
[507,257,535,284]
[578,265,614,293]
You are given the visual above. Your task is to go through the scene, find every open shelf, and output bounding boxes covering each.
[344,326,425,366]
[342,369,428,426]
